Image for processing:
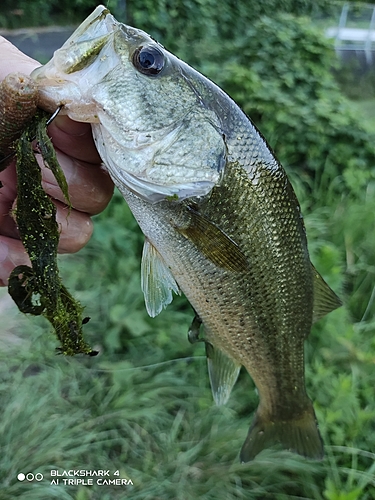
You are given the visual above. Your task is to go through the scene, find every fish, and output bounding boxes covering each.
[31,5,342,461]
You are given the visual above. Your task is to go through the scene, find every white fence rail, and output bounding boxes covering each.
[325,3,375,63]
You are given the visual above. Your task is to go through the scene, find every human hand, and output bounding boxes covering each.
[0,37,114,286]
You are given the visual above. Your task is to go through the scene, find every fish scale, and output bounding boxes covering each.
[120,144,324,462]
[124,160,311,404]
[31,5,342,461]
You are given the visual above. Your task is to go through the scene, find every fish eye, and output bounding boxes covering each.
[132,45,165,76]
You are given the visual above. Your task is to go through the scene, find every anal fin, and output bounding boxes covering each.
[141,238,180,318]
[205,343,241,406]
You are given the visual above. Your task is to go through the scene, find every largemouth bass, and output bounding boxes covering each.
[31,6,342,461]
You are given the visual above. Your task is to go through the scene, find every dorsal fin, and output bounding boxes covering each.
[312,264,342,324]
[141,238,180,317]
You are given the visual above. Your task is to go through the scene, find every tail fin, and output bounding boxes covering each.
[240,404,324,462]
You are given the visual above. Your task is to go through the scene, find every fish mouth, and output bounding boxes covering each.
[31,5,121,86]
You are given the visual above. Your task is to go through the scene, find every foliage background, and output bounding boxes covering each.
[0,1,375,499]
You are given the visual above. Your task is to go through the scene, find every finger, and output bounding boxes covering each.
[1,192,94,254]
[0,201,94,287]
[47,114,102,164]
[0,157,110,238]
[0,202,93,287]
[0,112,113,219]
[0,235,30,286]
[0,211,18,240]
[0,158,17,208]
[0,160,17,240]
[40,150,114,215]
[55,200,93,254]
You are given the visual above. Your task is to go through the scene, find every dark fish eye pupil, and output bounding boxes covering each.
[133,45,164,75]
[139,51,154,68]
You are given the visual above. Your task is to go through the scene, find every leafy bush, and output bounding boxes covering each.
[334,57,375,101]
[177,14,375,193]
[126,4,375,199]
[0,0,53,28]
[128,0,337,51]
[0,0,123,28]
[0,0,338,31]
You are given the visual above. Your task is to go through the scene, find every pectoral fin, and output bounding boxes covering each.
[141,239,180,317]
[175,205,248,272]
[205,343,241,406]
[312,264,342,324]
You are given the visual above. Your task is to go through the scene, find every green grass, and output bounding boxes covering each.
[1,185,375,500]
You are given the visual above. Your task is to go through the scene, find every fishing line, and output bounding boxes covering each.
[94,355,206,373]
[360,283,375,322]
